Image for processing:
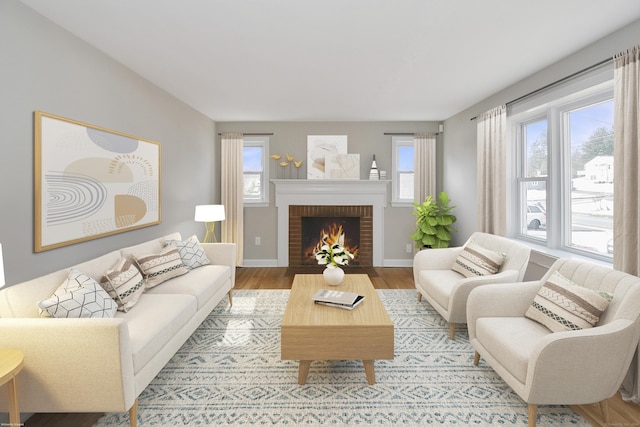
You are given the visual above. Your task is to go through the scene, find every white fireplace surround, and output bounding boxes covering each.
[272,179,390,267]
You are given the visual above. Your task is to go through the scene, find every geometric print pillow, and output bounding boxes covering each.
[165,235,211,270]
[525,271,611,333]
[451,241,506,278]
[38,268,117,318]
[101,258,145,312]
[132,244,189,289]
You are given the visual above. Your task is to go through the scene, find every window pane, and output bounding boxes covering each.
[398,145,414,171]
[524,120,547,177]
[243,146,263,172]
[243,173,261,198]
[567,100,614,256]
[520,180,547,239]
[398,172,414,200]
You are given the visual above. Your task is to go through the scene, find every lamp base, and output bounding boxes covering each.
[203,222,218,243]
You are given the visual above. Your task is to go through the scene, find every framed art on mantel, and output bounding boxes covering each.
[34,111,161,252]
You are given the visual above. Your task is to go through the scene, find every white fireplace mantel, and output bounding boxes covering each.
[272,179,390,266]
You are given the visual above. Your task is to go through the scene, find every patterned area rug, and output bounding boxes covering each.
[94,290,588,426]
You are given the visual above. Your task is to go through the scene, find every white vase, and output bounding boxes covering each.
[323,266,345,286]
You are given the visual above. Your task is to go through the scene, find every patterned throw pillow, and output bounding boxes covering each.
[525,271,611,332]
[101,258,145,312]
[451,241,506,278]
[132,244,189,289]
[165,235,211,270]
[38,269,117,318]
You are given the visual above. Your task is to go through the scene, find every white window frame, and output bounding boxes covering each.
[243,136,269,207]
[507,64,614,263]
[391,135,415,207]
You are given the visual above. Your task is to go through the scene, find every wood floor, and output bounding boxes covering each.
[23,267,640,427]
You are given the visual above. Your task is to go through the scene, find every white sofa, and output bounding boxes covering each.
[413,231,531,339]
[0,232,236,427]
[468,258,640,427]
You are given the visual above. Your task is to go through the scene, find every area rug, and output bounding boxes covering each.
[94,290,588,426]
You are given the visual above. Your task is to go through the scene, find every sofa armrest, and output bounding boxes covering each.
[526,319,639,404]
[202,243,237,287]
[447,270,521,323]
[0,318,136,413]
[467,281,541,339]
[413,247,463,285]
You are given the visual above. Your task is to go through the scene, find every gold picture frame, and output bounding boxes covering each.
[34,111,161,252]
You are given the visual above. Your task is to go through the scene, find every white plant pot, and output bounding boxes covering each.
[323,266,345,286]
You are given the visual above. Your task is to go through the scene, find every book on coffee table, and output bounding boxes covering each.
[312,289,365,310]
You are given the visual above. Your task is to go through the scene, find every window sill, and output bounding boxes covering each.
[514,238,613,269]
[244,202,270,208]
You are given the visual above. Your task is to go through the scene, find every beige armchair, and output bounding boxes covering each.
[468,258,640,427]
[413,231,531,339]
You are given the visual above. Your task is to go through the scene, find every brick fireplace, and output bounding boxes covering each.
[273,179,389,266]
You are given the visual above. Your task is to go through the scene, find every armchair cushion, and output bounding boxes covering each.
[525,271,611,332]
[451,241,506,278]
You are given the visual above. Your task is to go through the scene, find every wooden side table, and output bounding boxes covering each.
[0,349,24,427]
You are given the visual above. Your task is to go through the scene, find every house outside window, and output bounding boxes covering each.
[509,65,614,261]
[391,136,415,206]
[243,136,269,206]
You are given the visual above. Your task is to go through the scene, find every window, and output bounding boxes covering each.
[510,65,614,261]
[392,136,414,205]
[243,136,269,206]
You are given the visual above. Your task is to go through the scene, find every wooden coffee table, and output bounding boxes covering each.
[281,274,394,385]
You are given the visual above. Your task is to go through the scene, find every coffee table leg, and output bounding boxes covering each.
[298,360,311,385]
[363,360,375,385]
[8,376,19,426]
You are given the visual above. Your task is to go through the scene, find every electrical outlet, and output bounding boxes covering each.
[406,243,413,253]
[255,236,261,246]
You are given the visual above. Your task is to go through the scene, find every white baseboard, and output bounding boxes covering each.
[242,259,279,267]
[383,259,413,267]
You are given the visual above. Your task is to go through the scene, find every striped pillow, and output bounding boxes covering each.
[525,271,611,332]
[451,241,506,278]
[101,258,145,312]
[132,244,189,289]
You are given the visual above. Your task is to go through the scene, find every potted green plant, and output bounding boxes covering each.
[410,192,457,249]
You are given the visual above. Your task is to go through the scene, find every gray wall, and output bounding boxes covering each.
[441,18,640,264]
[216,121,440,266]
[0,1,218,285]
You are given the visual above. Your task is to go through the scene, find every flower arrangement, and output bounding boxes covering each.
[315,237,354,269]
[270,153,303,178]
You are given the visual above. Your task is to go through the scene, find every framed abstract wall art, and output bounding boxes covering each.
[306,135,347,179]
[34,111,161,252]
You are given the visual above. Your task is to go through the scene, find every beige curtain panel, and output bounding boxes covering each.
[476,105,507,236]
[413,133,437,203]
[221,133,244,266]
[613,45,640,404]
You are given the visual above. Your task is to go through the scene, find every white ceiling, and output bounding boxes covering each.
[19,0,640,122]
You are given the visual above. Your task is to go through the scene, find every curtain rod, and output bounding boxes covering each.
[218,132,274,136]
[470,57,613,121]
[383,132,441,136]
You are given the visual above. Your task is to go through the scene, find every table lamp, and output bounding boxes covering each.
[194,205,225,243]
[0,243,5,288]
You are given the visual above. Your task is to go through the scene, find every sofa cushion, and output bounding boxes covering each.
[118,293,197,374]
[476,317,551,384]
[419,269,463,310]
[132,244,188,289]
[165,235,211,270]
[38,269,117,318]
[146,264,231,310]
[100,258,145,312]
[525,271,611,332]
[451,241,506,278]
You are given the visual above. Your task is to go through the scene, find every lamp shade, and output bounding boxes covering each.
[194,205,225,222]
[0,243,5,288]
